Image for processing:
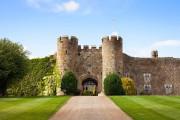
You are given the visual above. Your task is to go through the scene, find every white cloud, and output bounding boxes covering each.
[54,1,80,13]
[26,0,40,8]
[151,40,180,49]
[125,40,180,57]
[26,0,80,13]
[26,0,51,8]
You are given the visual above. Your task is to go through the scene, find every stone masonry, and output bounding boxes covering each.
[57,35,180,95]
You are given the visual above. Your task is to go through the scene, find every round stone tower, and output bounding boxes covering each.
[102,35,123,92]
[57,35,78,76]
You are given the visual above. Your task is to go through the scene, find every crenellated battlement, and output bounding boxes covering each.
[78,45,102,51]
[58,35,123,45]
[58,35,78,43]
[102,35,122,42]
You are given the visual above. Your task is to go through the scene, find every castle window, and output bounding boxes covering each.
[78,52,81,56]
[164,84,173,95]
[65,50,68,54]
[143,73,151,83]
[144,84,151,93]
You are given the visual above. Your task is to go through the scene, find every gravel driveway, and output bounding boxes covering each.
[50,96,132,120]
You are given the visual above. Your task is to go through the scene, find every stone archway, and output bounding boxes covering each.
[78,74,101,94]
[82,78,98,95]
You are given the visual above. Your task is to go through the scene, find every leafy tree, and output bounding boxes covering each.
[61,71,77,95]
[104,73,125,95]
[121,77,137,95]
[0,38,28,96]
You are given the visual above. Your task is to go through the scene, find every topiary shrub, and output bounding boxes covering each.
[61,71,77,95]
[121,77,137,95]
[104,73,125,95]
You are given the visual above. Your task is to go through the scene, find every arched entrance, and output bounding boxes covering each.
[82,78,98,96]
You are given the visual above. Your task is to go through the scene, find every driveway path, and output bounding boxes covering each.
[50,96,132,120]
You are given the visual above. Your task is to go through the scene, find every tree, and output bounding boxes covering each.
[121,77,137,95]
[104,73,125,95]
[0,38,29,96]
[61,71,77,95]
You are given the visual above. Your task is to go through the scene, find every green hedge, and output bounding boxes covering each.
[104,73,125,95]
[61,71,77,95]
[6,55,60,96]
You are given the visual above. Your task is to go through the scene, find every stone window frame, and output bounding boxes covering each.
[143,73,151,83]
[164,84,173,88]
[164,84,173,94]
[144,84,151,91]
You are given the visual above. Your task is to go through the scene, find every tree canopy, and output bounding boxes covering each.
[0,38,29,96]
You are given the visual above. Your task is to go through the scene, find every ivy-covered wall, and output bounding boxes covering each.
[6,55,61,96]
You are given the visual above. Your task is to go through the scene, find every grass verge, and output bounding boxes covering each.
[110,96,180,120]
[0,96,70,120]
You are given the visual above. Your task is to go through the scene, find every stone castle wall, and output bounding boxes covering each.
[123,54,180,95]
[57,35,180,95]
[75,45,102,92]
[57,36,103,92]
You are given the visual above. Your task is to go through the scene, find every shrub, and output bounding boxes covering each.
[121,77,137,95]
[104,73,125,95]
[61,71,77,95]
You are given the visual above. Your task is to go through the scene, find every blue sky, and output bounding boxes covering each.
[0,0,180,58]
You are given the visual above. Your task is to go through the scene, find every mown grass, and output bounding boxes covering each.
[110,96,180,120]
[0,96,70,120]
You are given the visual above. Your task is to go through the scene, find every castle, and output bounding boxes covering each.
[57,35,180,95]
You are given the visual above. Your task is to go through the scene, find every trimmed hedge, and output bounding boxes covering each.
[61,71,78,95]
[104,73,125,95]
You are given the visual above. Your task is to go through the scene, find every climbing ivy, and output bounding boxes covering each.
[6,55,61,96]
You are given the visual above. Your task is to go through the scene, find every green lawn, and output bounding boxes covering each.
[0,96,70,120]
[110,96,180,120]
